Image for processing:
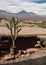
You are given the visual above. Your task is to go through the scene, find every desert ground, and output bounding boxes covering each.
[0,25,46,65]
[0,26,46,37]
[0,48,46,65]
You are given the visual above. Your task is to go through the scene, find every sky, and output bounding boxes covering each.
[0,0,46,15]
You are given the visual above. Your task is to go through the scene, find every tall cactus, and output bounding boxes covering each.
[6,17,21,54]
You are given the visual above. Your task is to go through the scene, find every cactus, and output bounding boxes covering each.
[6,17,21,54]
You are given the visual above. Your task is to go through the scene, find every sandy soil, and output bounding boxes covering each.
[0,26,46,37]
[0,48,46,65]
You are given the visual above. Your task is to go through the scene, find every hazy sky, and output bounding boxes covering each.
[0,0,46,15]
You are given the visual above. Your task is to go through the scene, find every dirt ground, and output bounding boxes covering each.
[0,48,46,65]
[0,26,46,37]
[0,26,46,65]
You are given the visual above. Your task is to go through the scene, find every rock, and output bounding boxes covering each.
[21,50,27,54]
[34,44,41,48]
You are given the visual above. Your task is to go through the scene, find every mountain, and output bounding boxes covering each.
[0,10,46,20]
[18,10,28,14]
[0,10,13,19]
[18,10,36,15]
[0,10,10,13]
[29,12,36,15]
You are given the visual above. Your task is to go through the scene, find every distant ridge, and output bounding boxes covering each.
[0,10,11,13]
[0,10,46,20]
